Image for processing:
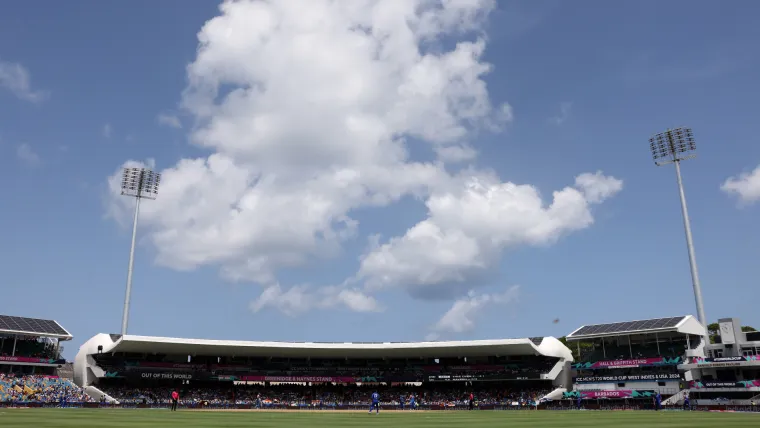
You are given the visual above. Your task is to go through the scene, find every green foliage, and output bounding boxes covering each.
[558,337,594,361]
[706,322,756,343]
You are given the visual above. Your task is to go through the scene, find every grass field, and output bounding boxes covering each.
[1,409,759,428]
[0,409,760,428]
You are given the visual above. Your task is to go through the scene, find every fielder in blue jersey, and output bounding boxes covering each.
[369,391,380,414]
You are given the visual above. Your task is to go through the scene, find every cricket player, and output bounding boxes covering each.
[369,391,380,414]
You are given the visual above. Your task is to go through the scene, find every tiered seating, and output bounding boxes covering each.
[0,374,92,403]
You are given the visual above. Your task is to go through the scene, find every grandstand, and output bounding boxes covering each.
[0,314,90,404]
[564,315,705,402]
[678,317,760,405]
[0,314,71,374]
[74,333,573,408]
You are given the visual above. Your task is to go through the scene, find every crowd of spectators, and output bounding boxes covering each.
[95,357,556,382]
[0,374,93,403]
[100,384,550,408]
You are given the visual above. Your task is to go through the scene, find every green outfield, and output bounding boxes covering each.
[1,409,758,428]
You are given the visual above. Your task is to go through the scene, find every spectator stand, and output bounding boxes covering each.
[0,314,93,406]
[677,317,760,407]
[562,316,706,403]
[74,333,575,409]
[0,314,71,377]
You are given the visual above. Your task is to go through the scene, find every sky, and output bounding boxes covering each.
[1,0,759,360]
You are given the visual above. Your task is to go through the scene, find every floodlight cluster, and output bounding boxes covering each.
[649,127,697,163]
[120,167,161,200]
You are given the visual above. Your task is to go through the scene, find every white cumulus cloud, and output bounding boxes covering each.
[721,165,760,205]
[358,170,622,298]
[105,0,622,318]
[0,60,47,103]
[250,284,382,316]
[157,113,182,129]
[431,286,520,335]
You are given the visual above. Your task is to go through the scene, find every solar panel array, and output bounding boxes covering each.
[0,315,70,336]
[571,316,685,337]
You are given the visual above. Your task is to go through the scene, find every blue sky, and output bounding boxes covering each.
[1,0,759,360]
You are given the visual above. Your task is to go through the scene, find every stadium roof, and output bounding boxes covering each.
[565,315,704,341]
[0,314,72,339]
[76,334,573,360]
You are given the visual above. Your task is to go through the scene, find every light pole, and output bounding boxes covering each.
[119,167,160,336]
[649,127,708,343]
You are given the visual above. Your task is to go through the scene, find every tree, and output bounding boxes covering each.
[558,337,594,360]
[707,323,719,343]
[706,322,756,343]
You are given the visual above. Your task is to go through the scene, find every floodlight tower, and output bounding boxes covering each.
[119,167,160,336]
[649,127,708,343]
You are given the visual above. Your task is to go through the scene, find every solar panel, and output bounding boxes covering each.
[0,315,70,337]
[571,316,685,337]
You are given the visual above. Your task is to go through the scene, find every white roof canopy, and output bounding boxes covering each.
[82,334,572,360]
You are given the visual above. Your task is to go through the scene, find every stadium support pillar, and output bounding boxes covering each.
[628,336,633,359]
[55,339,61,357]
[655,333,660,355]
[602,340,606,359]
[12,336,17,356]
[576,342,580,358]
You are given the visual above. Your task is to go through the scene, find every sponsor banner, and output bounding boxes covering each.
[690,356,759,365]
[126,361,206,370]
[423,364,542,373]
[214,375,238,381]
[572,357,681,370]
[446,365,506,372]
[0,356,65,365]
[107,370,210,381]
[689,380,760,389]
[213,364,255,372]
[563,390,656,399]
[239,375,358,383]
[137,372,199,380]
[289,366,381,373]
[575,373,681,383]
[427,373,540,382]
